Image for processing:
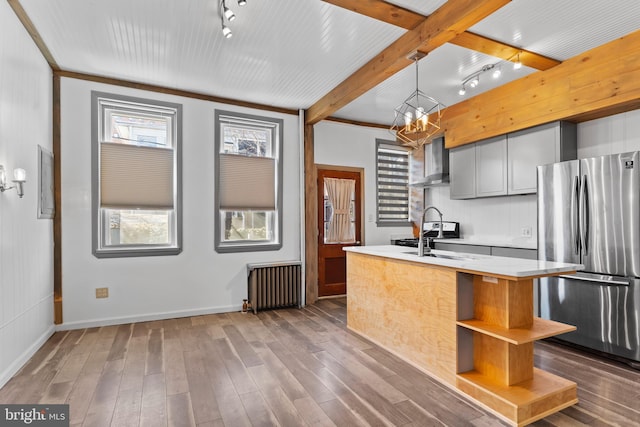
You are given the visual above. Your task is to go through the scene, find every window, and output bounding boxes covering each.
[215,110,283,253]
[376,139,411,226]
[92,92,182,257]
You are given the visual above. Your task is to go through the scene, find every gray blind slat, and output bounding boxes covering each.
[219,153,276,211]
[100,142,174,209]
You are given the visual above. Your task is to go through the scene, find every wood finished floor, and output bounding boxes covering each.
[1,298,639,426]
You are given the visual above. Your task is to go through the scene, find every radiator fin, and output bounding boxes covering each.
[247,261,302,314]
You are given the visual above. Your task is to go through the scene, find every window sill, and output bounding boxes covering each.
[215,242,282,253]
[93,247,182,258]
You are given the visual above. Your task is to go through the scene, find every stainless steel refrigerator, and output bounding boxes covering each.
[537,151,640,365]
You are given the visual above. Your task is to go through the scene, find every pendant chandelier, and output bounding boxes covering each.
[390,52,444,149]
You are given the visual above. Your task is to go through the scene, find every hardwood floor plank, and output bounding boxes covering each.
[145,328,164,375]
[293,396,337,427]
[183,349,221,424]
[107,324,133,361]
[2,297,640,427]
[111,388,142,427]
[139,372,167,427]
[221,324,263,367]
[167,392,197,427]
[239,390,280,427]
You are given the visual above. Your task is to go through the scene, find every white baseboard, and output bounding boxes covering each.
[0,325,55,390]
[55,304,243,331]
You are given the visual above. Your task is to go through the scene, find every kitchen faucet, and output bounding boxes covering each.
[418,206,444,256]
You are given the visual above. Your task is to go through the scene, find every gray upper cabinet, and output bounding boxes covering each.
[475,135,507,197]
[450,143,476,199]
[507,121,577,195]
[449,121,576,200]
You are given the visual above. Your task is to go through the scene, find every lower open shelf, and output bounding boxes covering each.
[457,368,578,426]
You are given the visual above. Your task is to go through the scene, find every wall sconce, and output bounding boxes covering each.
[0,165,27,198]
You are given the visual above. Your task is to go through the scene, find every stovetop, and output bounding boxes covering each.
[393,221,459,248]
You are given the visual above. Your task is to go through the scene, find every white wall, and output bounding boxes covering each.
[59,78,301,328]
[314,121,415,245]
[578,109,640,158]
[0,2,54,388]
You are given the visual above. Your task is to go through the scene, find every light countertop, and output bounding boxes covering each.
[344,245,582,278]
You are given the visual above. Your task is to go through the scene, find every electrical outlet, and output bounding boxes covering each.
[521,227,532,237]
[95,287,109,298]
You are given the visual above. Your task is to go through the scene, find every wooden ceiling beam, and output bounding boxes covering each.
[323,0,560,71]
[306,0,512,125]
[442,29,640,148]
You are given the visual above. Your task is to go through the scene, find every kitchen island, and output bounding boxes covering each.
[344,245,584,426]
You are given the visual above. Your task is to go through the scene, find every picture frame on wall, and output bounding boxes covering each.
[38,145,55,219]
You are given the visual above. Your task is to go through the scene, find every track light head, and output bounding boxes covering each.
[238,0,247,5]
[469,76,479,88]
[222,24,232,38]
[492,67,502,79]
[224,6,236,21]
[458,86,466,96]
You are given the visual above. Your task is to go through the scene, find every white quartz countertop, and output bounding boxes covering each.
[344,245,583,278]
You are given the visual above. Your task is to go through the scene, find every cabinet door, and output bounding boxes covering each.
[507,123,559,194]
[449,144,476,199]
[475,135,507,197]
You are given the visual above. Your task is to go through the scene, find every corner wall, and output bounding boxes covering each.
[59,78,301,329]
[0,2,55,388]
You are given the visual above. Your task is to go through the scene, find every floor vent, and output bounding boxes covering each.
[247,261,302,314]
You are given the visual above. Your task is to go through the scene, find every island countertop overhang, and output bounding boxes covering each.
[344,245,583,279]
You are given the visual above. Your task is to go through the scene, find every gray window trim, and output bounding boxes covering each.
[91,91,183,258]
[375,138,412,227]
[214,109,283,253]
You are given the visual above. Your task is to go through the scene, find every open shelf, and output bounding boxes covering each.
[457,368,578,426]
[456,317,576,345]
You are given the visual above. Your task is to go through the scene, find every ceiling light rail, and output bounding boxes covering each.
[219,0,247,39]
[458,51,523,96]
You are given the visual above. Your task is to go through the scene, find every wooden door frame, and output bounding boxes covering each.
[309,164,364,303]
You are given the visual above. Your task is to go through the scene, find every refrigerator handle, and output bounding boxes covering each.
[571,176,580,255]
[579,175,589,255]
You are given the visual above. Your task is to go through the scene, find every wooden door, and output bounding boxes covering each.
[317,168,362,297]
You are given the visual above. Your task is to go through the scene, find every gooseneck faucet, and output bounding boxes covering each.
[418,206,444,256]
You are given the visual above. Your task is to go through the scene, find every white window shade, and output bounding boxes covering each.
[219,153,276,210]
[100,142,174,209]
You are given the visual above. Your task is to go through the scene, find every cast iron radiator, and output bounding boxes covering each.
[247,261,302,314]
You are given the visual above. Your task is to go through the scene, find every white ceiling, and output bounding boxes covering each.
[18,0,640,126]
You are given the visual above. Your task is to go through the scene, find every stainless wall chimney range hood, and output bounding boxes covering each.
[410,136,450,187]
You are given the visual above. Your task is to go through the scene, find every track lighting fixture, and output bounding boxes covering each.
[219,0,249,39]
[513,53,522,70]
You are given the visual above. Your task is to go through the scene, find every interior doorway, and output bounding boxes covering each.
[316,166,363,297]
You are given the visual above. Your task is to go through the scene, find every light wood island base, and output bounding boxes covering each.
[346,251,579,426]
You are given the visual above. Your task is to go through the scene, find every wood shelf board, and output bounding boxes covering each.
[457,318,577,345]
[457,367,577,408]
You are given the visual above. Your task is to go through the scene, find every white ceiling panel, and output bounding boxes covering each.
[469,0,640,60]
[14,0,640,126]
[20,0,404,109]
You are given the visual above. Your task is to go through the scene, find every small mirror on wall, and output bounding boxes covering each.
[38,145,55,219]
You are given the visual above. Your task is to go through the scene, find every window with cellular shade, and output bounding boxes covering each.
[100,142,174,209]
[376,140,410,225]
[218,153,276,211]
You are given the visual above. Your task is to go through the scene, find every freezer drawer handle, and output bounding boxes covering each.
[558,274,630,286]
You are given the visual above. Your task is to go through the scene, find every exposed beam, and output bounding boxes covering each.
[442,29,640,148]
[323,0,560,71]
[7,0,59,70]
[55,70,299,116]
[307,0,512,125]
[322,0,424,29]
[449,32,560,70]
